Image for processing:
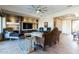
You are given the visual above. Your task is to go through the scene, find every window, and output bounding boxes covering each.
[0,16,6,33]
[0,16,2,33]
[72,20,79,32]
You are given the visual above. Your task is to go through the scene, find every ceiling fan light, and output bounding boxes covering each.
[36,10,40,13]
[75,12,79,17]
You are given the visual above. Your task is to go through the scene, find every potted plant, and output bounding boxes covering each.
[0,33,3,41]
[3,27,13,32]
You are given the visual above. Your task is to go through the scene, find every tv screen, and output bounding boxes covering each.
[23,23,32,29]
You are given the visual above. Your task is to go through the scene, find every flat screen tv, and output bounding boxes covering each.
[23,23,32,29]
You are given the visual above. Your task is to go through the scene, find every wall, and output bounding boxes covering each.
[38,15,54,30]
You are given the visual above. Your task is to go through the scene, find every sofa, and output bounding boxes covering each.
[3,28,19,40]
[43,27,61,50]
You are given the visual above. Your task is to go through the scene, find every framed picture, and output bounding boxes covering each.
[44,22,48,28]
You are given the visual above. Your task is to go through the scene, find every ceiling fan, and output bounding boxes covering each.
[31,5,48,13]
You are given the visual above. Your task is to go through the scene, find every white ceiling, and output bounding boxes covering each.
[0,5,78,17]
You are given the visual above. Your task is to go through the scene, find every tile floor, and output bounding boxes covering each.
[0,33,79,54]
[0,39,31,54]
[31,33,79,54]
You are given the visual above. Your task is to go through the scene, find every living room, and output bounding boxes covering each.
[0,5,79,54]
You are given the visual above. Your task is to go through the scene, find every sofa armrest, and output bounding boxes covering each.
[43,32,51,37]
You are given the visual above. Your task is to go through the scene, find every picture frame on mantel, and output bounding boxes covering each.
[44,22,48,28]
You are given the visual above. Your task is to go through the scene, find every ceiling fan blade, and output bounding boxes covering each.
[32,5,35,8]
[40,11,45,13]
[32,5,37,11]
[37,5,41,8]
[42,7,47,10]
[43,9,47,11]
[41,7,48,11]
[31,5,48,14]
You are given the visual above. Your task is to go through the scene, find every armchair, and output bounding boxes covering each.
[4,31,19,40]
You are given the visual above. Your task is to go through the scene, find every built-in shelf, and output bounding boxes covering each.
[6,22,19,25]
[6,14,39,31]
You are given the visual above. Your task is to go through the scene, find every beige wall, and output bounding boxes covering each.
[38,16,54,30]
[54,17,63,31]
